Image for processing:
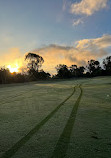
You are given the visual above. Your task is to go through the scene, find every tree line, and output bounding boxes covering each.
[0,52,111,84]
[55,56,111,79]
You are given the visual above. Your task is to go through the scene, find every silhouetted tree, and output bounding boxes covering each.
[103,56,111,75]
[25,52,44,80]
[25,52,44,73]
[1,55,111,84]
[0,67,11,84]
[69,65,85,77]
[0,67,26,84]
[69,65,78,77]
[56,64,71,78]
[38,70,51,80]
[78,66,85,77]
[86,60,101,76]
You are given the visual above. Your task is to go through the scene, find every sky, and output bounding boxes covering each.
[0,0,111,74]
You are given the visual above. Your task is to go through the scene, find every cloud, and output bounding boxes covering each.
[1,35,110,74]
[70,0,108,16]
[32,35,110,74]
[70,0,108,26]
[76,34,111,49]
[73,18,84,26]
[0,48,24,71]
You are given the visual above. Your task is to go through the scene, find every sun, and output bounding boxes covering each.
[7,64,19,73]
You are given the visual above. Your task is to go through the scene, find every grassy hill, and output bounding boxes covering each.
[0,77,111,158]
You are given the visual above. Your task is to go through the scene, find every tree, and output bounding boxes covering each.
[69,65,85,77]
[25,52,44,73]
[25,53,44,80]
[0,67,11,84]
[78,66,85,77]
[86,60,101,76]
[38,70,51,80]
[103,56,111,75]
[69,65,77,77]
[56,64,71,78]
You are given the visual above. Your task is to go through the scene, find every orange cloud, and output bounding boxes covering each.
[76,34,111,49]
[0,48,24,72]
[0,35,110,74]
[33,42,108,74]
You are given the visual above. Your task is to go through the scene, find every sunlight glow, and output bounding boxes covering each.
[7,64,19,73]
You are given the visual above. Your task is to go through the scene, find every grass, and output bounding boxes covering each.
[0,76,111,158]
[1,87,76,158]
[51,85,83,158]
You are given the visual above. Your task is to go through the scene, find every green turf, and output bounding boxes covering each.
[0,77,111,158]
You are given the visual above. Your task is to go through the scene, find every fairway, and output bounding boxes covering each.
[0,77,111,158]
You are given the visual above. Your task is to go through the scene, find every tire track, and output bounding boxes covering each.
[1,86,76,158]
[51,85,83,158]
